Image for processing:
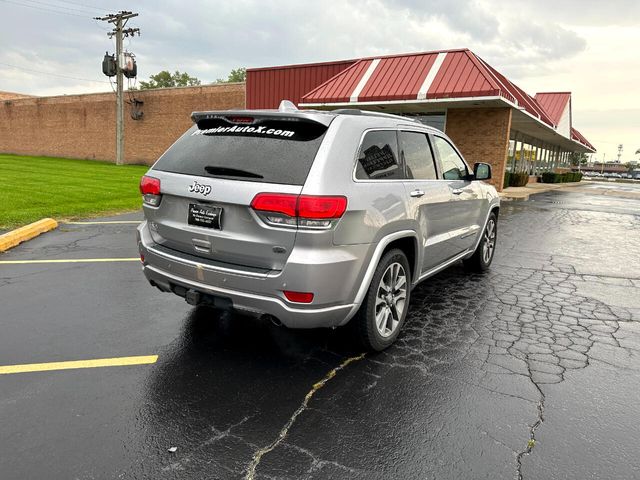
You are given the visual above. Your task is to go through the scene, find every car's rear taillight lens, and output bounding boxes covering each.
[251,193,298,217]
[140,175,162,206]
[250,193,347,229]
[283,290,314,303]
[298,196,347,219]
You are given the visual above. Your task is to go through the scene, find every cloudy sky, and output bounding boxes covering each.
[1,0,638,161]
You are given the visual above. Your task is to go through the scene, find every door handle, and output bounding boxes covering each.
[410,189,425,198]
[451,188,464,195]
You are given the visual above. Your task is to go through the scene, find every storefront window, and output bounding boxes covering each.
[402,113,446,132]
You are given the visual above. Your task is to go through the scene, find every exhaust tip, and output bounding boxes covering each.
[262,314,282,327]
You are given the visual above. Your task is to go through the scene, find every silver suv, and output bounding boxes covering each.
[137,101,499,350]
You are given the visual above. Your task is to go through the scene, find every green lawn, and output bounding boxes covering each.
[0,154,149,229]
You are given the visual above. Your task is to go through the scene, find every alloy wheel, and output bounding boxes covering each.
[375,262,407,337]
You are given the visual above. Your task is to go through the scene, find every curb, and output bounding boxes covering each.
[0,218,58,252]
[499,181,584,201]
[499,194,530,201]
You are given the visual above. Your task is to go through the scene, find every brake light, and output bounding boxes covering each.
[283,290,314,303]
[226,116,254,124]
[140,175,160,195]
[250,193,347,229]
[140,175,161,206]
[298,196,347,219]
[251,193,298,217]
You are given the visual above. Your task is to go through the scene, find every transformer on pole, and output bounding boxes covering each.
[94,11,140,166]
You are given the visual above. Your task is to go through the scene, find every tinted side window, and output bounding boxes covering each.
[399,131,437,180]
[432,136,468,180]
[355,131,403,180]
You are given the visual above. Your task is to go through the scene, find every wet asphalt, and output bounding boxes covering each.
[1,181,639,479]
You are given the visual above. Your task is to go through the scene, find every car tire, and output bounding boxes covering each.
[463,211,497,273]
[351,249,411,351]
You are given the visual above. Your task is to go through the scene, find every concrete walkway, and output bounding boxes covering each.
[500,181,583,201]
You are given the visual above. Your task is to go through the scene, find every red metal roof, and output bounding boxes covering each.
[300,49,558,126]
[246,59,355,109]
[571,127,596,151]
[358,54,437,101]
[247,48,594,151]
[305,59,375,104]
[535,92,571,125]
[427,50,500,99]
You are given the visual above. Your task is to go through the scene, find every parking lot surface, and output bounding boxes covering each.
[1,182,639,479]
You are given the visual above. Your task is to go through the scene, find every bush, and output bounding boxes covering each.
[503,172,511,189]
[509,172,529,187]
[541,171,583,183]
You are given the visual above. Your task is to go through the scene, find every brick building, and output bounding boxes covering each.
[1,48,594,191]
[0,83,244,164]
[246,48,596,191]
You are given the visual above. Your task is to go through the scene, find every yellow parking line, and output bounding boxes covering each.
[0,258,139,265]
[64,221,141,225]
[0,355,158,375]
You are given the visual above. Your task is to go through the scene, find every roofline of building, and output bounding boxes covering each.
[299,95,510,108]
[247,48,471,72]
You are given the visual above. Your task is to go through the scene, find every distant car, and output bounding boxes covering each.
[137,102,500,350]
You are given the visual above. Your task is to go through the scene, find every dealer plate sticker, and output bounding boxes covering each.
[188,204,222,230]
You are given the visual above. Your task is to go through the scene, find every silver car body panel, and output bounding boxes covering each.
[138,108,500,328]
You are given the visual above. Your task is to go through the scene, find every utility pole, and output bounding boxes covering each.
[617,144,623,163]
[94,11,140,165]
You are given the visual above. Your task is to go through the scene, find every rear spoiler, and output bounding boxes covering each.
[191,99,335,127]
[191,109,335,127]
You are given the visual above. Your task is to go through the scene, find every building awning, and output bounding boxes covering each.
[571,127,596,151]
[295,48,595,153]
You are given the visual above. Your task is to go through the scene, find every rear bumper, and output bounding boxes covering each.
[137,221,369,328]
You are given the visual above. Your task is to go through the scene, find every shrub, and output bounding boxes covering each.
[503,171,511,189]
[541,171,583,183]
[509,172,529,187]
[541,172,559,183]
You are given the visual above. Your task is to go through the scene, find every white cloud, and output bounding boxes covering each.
[0,0,638,158]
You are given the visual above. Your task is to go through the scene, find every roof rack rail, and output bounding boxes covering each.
[331,108,420,123]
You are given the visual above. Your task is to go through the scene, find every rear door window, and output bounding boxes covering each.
[355,130,403,180]
[153,119,328,185]
[399,131,438,180]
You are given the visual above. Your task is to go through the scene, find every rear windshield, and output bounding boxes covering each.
[153,118,328,185]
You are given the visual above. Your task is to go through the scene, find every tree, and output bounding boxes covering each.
[139,70,201,89]
[569,152,588,166]
[216,67,246,83]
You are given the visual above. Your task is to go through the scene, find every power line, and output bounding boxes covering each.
[0,0,88,17]
[11,0,98,14]
[0,61,110,84]
[52,0,103,13]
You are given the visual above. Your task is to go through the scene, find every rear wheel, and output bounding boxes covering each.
[351,249,411,351]
[464,212,497,272]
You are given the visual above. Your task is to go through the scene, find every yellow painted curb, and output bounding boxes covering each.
[0,218,58,252]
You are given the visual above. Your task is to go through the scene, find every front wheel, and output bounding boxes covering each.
[464,212,497,272]
[351,249,411,351]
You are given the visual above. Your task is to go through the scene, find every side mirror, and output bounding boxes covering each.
[474,162,492,180]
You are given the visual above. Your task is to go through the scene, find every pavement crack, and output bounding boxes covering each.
[244,353,366,480]
[515,361,546,480]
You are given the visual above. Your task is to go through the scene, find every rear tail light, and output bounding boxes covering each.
[140,175,162,207]
[283,290,314,303]
[251,193,347,229]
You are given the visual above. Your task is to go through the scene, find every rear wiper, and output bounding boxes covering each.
[204,166,264,179]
